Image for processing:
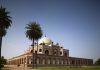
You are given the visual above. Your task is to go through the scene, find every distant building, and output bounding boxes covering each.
[7,36,93,67]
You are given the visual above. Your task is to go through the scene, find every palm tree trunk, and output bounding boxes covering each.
[36,39,38,67]
[0,37,2,70]
[32,39,34,68]
[37,40,38,54]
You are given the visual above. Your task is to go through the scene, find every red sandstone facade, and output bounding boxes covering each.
[7,37,93,67]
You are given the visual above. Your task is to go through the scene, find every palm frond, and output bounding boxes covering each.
[0,6,12,37]
[25,22,43,41]
[0,28,6,37]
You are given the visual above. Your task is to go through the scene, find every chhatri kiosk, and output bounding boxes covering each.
[7,36,93,67]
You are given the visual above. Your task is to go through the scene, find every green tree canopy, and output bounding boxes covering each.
[0,6,12,69]
[0,6,12,37]
[26,22,43,41]
[95,58,100,65]
[0,56,7,67]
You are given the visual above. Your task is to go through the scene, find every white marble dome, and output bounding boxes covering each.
[38,37,52,45]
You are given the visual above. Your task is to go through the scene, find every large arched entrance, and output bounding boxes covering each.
[45,50,49,55]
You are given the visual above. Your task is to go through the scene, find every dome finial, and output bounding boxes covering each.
[45,34,46,37]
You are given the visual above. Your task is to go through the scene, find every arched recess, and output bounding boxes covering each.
[47,59,51,64]
[37,58,40,64]
[42,59,45,64]
[30,50,33,53]
[45,50,49,55]
[64,52,67,56]
[53,49,58,56]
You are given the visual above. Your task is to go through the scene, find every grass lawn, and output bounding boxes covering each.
[2,66,100,70]
[2,68,10,70]
[39,66,100,70]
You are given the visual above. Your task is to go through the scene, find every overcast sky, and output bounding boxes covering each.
[0,0,100,62]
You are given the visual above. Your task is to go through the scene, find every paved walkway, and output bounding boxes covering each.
[11,67,40,70]
[3,66,40,70]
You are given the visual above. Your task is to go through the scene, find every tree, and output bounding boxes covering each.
[0,6,12,69]
[95,58,100,65]
[0,56,7,67]
[25,22,42,68]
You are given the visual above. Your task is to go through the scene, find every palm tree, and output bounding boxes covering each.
[0,6,12,69]
[25,22,42,68]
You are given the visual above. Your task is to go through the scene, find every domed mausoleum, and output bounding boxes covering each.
[38,37,52,45]
[7,36,93,67]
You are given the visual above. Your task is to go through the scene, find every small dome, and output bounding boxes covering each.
[38,37,52,45]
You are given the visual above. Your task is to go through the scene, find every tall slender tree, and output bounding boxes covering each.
[25,22,42,68]
[0,6,12,69]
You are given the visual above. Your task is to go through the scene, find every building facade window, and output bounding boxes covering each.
[60,52,62,55]
[35,51,37,54]
[39,49,42,52]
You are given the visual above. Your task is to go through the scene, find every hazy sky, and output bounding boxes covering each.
[0,0,100,62]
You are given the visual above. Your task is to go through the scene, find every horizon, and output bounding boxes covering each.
[1,0,100,62]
